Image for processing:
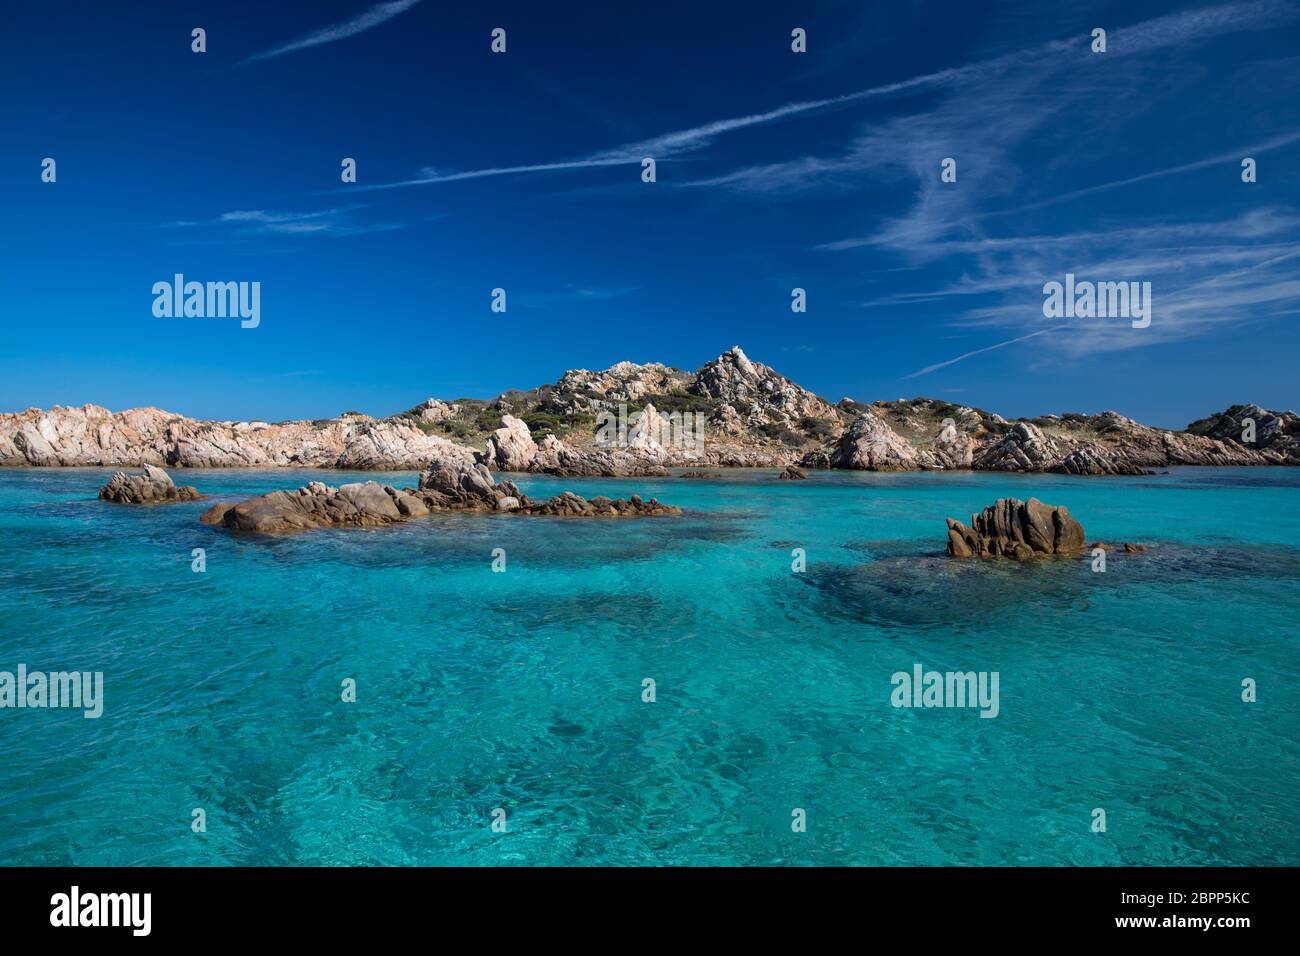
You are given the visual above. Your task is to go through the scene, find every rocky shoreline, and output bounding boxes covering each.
[5,347,1296,476]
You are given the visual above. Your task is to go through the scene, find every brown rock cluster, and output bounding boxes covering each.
[201,459,680,533]
[98,465,202,504]
[945,497,1085,560]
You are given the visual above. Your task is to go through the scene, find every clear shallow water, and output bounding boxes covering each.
[0,466,1296,866]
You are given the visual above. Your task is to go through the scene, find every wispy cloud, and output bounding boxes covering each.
[516,285,640,310]
[240,0,422,66]
[167,205,407,237]
[360,0,1293,200]
[817,131,1300,254]
[823,203,1300,254]
[892,211,1300,373]
[682,1,1300,376]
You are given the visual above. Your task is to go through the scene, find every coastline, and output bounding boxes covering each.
[3,349,1296,476]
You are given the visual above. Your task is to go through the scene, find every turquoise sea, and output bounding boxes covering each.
[0,466,1296,866]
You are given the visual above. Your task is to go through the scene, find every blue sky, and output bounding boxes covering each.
[2,0,1298,428]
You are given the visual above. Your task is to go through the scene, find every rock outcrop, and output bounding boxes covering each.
[968,420,1148,474]
[99,465,202,504]
[528,433,670,477]
[803,410,938,471]
[1051,444,1153,476]
[1186,403,1300,459]
[804,403,1290,474]
[692,346,841,433]
[481,414,538,471]
[404,398,460,424]
[970,421,1062,472]
[778,465,808,480]
[543,362,693,416]
[945,498,1086,560]
[201,460,680,533]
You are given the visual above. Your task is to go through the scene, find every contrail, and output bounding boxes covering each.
[904,327,1067,379]
[361,0,1292,191]
[986,129,1300,220]
[240,0,422,66]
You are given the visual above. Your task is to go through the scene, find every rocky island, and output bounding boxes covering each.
[945,498,1085,560]
[201,459,680,533]
[4,347,1296,476]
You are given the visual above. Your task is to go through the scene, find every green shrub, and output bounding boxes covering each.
[643,389,718,414]
[758,421,807,447]
[800,416,838,439]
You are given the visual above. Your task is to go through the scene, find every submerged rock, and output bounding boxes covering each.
[1088,540,1150,553]
[200,502,235,525]
[99,465,202,504]
[207,459,681,533]
[945,497,1085,560]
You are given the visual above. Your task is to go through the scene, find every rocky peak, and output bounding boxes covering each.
[726,345,756,376]
[690,346,839,427]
